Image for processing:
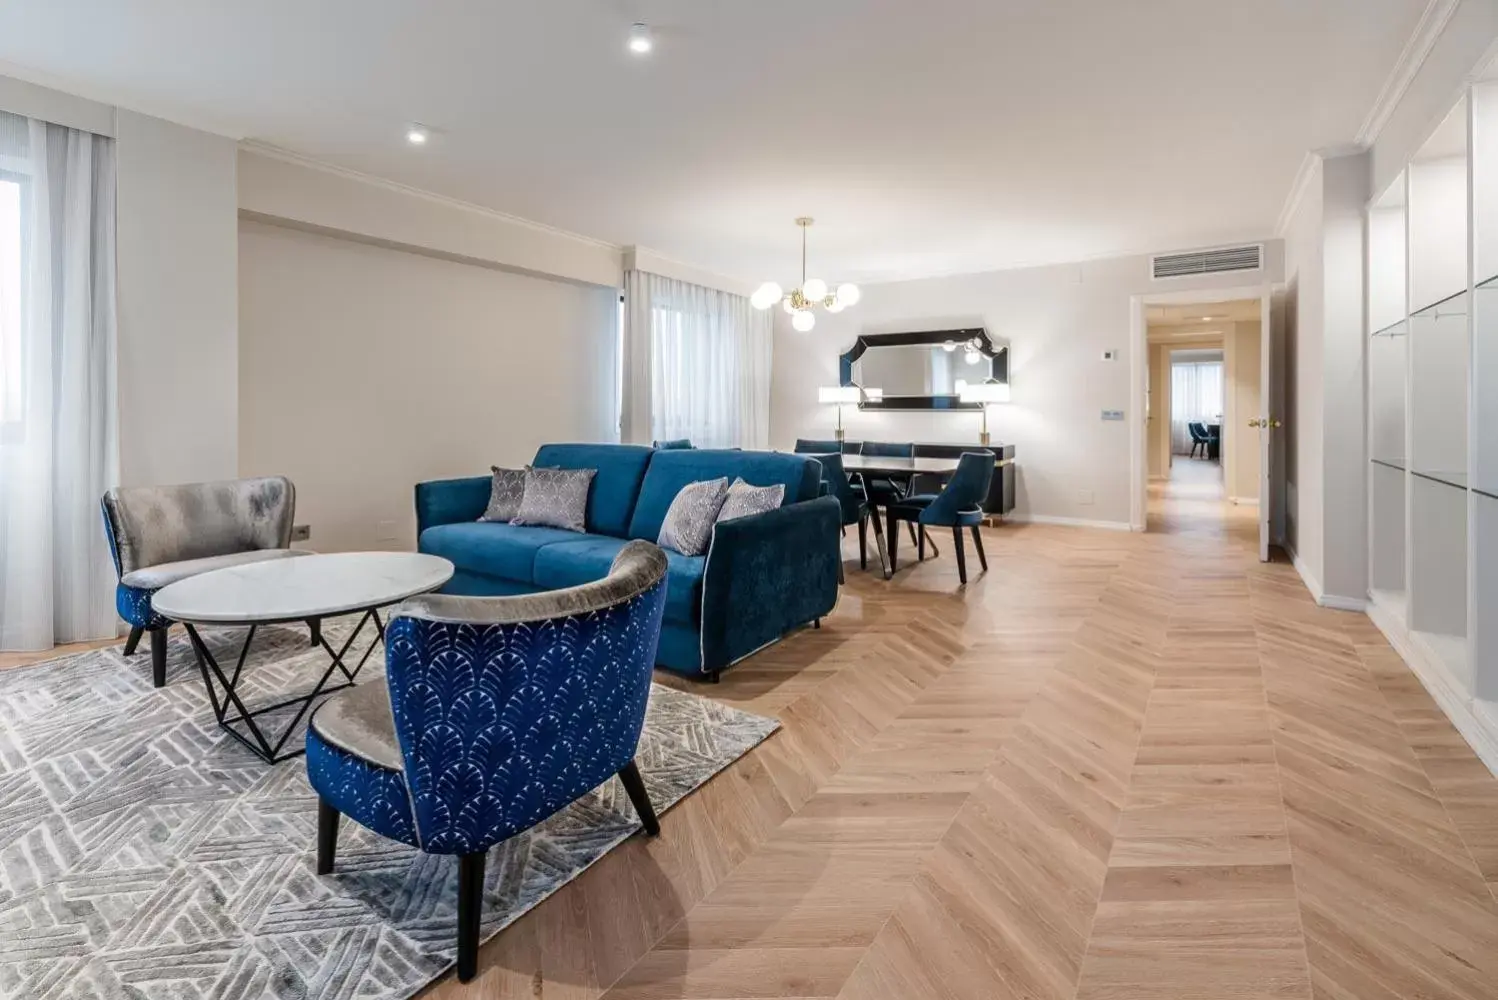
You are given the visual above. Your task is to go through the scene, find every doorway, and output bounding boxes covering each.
[1136,294,1271,541]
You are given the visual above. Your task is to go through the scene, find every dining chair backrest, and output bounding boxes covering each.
[795,438,843,455]
[860,441,915,459]
[810,451,863,526]
[922,452,995,524]
[1187,422,1208,443]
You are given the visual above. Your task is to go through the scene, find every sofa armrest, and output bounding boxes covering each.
[700,495,841,672]
[415,476,491,536]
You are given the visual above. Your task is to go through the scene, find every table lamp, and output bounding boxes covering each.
[958,381,1011,446]
[818,385,863,442]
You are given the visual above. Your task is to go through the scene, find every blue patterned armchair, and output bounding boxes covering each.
[100,477,309,687]
[305,539,669,983]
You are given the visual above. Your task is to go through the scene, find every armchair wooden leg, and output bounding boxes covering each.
[308,618,322,648]
[456,851,487,983]
[887,509,900,573]
[858,516,868,570]
[917,526,926,561]
[150,627,169,688]
[123,626,143,656]
[869,510,890,580]
[317,798,340,875]
[951,526,969,584]
[618,759,660,836]
[970,526,989,573]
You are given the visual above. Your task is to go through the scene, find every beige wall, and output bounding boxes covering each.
[1225,320,1263,501]
[238,219,619,553]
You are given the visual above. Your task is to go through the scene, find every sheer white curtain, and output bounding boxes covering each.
[621,271,772,449]
[1170,360,1223,455]
[0,111,118,650]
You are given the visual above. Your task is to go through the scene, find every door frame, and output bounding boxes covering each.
[1128,282,1275,532]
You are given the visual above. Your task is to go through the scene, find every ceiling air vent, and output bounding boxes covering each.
[1151,244,1262,280]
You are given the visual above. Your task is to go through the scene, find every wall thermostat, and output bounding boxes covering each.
[1101,349,1117,361]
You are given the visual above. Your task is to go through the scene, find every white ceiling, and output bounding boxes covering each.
[0,0,1429,283]
[1147,299,1262,324]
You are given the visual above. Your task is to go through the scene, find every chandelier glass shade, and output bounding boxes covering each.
[751,218,859,332]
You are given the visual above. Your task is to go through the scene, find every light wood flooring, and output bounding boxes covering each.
[7,470,1498,999]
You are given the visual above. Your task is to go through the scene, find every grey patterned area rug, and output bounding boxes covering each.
[0,623,778,999]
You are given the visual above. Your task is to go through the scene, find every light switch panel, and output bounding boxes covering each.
[1102,409,1125,421]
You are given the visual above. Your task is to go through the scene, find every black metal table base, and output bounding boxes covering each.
[185,609,386,764]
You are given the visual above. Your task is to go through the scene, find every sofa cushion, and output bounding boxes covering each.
[716,477,786,523]
[418,522,581,583]
[512,467,595,532]
[657,477,730,556]
[628,449,823,542]
[532,443,654,538]
[533,536,703,624]
[120,548,312,590]
[479,466,529,523]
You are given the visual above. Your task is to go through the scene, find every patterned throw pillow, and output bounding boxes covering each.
[716,478,785,523]
[657,478,731,556]
[511,467,596,532]
[479,466,528,522]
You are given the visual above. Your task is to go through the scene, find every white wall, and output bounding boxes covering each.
[238,219,618,552]
[1282,157,1325,588]
[113,111,241,487]
[769,246,1283,526]
[1225,321,1263,502]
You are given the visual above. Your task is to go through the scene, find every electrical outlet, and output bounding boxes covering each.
[291,524,311,542]
[1101,409,1125,421]
[1078,489,1095,506]
[1101,349,1117,361]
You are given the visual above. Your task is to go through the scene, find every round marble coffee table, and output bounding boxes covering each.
[153,552,454,763]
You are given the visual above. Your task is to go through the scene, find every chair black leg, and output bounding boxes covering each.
[123,626,143,656]
[813,618,821,629]
[838,558,845,585]
[886,509,900,573]
[917,526,927,561]
[618,759,660,836]
[952,526,968,585]
[308,618,322,648]
[706,669,721,684]
[456,850,487,983]
[150,627,168,687]
[970,525,989,572]
[906,522,920,548]
[317,798,340,875]
[858,516,868,570]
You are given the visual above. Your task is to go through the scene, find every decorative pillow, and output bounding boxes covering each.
[479,466,529,522]
[657,478,731,556]
[716,478,785,523]
[511,467,596,533]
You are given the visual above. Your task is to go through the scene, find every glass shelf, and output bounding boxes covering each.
[1410,289,1469,319]
[1372,458,1407,472]
[1371,320,1408,338]
[1477,486,1498,501]
[1412,469,1468,491]
[1476,272,1498,291]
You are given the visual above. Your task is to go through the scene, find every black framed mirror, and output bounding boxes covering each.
[839,328,1009,410]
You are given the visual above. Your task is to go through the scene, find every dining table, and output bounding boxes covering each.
[817,454,966,579]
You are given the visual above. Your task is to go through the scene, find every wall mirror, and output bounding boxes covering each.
[839,328,1008,410]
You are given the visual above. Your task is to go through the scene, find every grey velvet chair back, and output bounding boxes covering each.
[101,477,296,574]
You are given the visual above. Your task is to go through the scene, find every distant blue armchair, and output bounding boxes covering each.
[305,540,669,983]
[885,451,994,584]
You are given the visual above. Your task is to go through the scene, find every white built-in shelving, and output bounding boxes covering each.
[1366,70,1498,758]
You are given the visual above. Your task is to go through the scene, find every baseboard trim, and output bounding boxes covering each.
[1228,496,1260,506]
[1367,593,1498,777]
[1319,593,1368,612]
[1007,514,1134,532]
[1284,543,1323,603]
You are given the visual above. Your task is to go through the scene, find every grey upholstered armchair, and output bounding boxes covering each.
[100,477,311,686]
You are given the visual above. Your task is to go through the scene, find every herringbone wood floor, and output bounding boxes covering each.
[10,464,1498,999]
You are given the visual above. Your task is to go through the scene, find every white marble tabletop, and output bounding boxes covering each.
[152,552,455,625]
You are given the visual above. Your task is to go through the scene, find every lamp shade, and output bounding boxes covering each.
[818,385,862,405]
[959,381,1011,404]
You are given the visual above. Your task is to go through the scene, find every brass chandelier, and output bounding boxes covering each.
[751,218,860,332]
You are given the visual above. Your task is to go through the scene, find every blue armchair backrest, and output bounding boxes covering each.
[100,477,295,575]
[923,452,995,523]
[810,452,863,526]
[627,449,823,542]
[383,540,669,854]
[860,441,914,459]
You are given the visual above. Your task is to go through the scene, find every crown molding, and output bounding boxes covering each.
[238,139,621,252]
[1355,0,1461,147]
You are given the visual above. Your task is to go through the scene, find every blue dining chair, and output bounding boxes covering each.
[884,452,994,584]
[305,540,669,983]
[813,451,887,579]
[794,438,844,455]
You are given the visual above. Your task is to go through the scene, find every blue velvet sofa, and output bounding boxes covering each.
[415,443,841,679]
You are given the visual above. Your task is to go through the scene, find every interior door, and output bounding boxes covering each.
[1256,290,1281,561]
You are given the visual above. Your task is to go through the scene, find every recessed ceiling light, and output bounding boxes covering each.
[405,126,429,146]
[628,22,653,54]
